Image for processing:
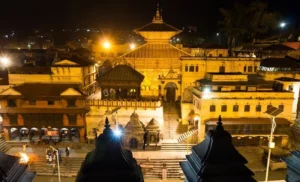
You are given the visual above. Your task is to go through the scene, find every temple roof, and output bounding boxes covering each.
[135,22,180,32]
[180,116,256,182]
[261,57,300,68]
[98,65,144,82]
[0,151,36,182]
[122,43,191,58]
[76,118,144,182]
[146,118,160,131]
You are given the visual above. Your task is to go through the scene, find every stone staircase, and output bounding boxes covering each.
[161,143,195,151]
[177,128,198,143]
[163,104,186,140]
[0,137,12,153]
[139,158,185,179]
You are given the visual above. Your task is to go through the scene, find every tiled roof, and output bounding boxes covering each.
[135,22,180,32]
[12,83,83,99]
[122,43,191,58]
[98,65,144,82]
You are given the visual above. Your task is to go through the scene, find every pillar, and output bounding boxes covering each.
[3,128,9,141]
[79,128,85,142]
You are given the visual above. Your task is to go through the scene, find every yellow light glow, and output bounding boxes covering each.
[130,43,136,50]
[103,41,111,49]
[19,152,29,164]
[0,57,10,66]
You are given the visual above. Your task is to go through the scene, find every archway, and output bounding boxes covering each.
[20,128,29,140]
[10,128,18,140]
[165,82,177,104]
[129,138,138,149]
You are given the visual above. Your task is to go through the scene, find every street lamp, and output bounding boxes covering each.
[280,22,286,28]
[50,145,61,182]
[103,41,111,49]
[0,57,10,66]
[130,43,136,50]
[264,106,283,182]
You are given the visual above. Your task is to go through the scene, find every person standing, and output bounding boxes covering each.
[143,131,148,150]
[65,147,70,157]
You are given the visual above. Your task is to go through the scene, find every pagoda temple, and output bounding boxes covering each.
[180,116,256,182]
[76,117,144,182]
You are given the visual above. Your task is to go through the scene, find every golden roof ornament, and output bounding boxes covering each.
[152,3,163,24]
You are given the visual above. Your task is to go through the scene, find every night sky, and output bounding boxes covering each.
[0,0,299,35]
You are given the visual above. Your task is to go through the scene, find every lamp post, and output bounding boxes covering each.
[264,106,283,182]
[50,145,61,182]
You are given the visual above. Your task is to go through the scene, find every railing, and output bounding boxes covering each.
[86,99,162,108]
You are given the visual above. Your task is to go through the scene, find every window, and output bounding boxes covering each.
[209,54,212,57]
[221,105,227,112]
[185,65,188,72]
[67,114,77,125]
[195,65,199,72]
[288,85,294,92]
[233,105,239,112]
[219,54,223,57]
[244,66,247,72]
[29,100,36,105]
[7,100,17,107]
[254,66,257,72]
[248,66,253,72]
[236,86,241,90]
[48,101,55,105]
[219,66,225,73]
[8,114,18,125]
[256,105,261,112]
[279,105,284,111]
[67,99,76,107]
[189,65,195,72]
[244,105,250,112]
[267,104,272,110]
[210,105,216,112]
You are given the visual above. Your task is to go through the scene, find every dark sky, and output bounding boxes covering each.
[0,0,299,35]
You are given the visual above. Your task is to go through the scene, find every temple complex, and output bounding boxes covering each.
[76,117,144,182]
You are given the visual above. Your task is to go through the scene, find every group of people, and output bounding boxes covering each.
[46,147,62,164]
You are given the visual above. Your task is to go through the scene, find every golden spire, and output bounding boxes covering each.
[152,3,163,23]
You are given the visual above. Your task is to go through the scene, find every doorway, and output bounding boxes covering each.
[129,138,138,149]
[165,82,177,103]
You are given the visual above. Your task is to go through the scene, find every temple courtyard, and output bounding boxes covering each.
[7,146,286,181]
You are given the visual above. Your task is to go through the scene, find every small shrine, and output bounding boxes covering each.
[180,116,256,182]
[97,64,144,100]
[145,118,160,145]
[0,151,36,182]
[124,111,145,149]
[282,150,300,182]
[76,117,144,182]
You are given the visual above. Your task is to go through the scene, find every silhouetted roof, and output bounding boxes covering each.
[98,65,144,82]
[122,43,191,58]
[276,77,300,82]
[135,22,180,32]
[261,57,300,68]
[180,116,256,182]
[76,118,144,182]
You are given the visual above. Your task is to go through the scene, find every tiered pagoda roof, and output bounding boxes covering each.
[180,116,256,182]
[0,151,36,182]
[76,117,144,182]
[98,65,144,82]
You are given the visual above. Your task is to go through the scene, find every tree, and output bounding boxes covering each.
[219,1,279,48]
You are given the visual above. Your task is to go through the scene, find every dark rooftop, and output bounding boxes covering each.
[191,43,228,49]
[98,64,144,82]
[260,57,300,68]
[262,44,296,51]
[275,77,300,82]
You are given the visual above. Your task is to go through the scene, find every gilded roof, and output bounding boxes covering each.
[135,22,180,32]
[122,43,192,58]
[98,65,144,82]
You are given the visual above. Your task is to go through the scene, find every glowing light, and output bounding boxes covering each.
[280,22,286,28]
[130,43,136,50]
[216,33,220,36]
[19,153,29,164]
[0,57,10,66]
[204,88,210,93]
[103,41,111,49]
[113,129,122,137]
[176,38,180,41]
